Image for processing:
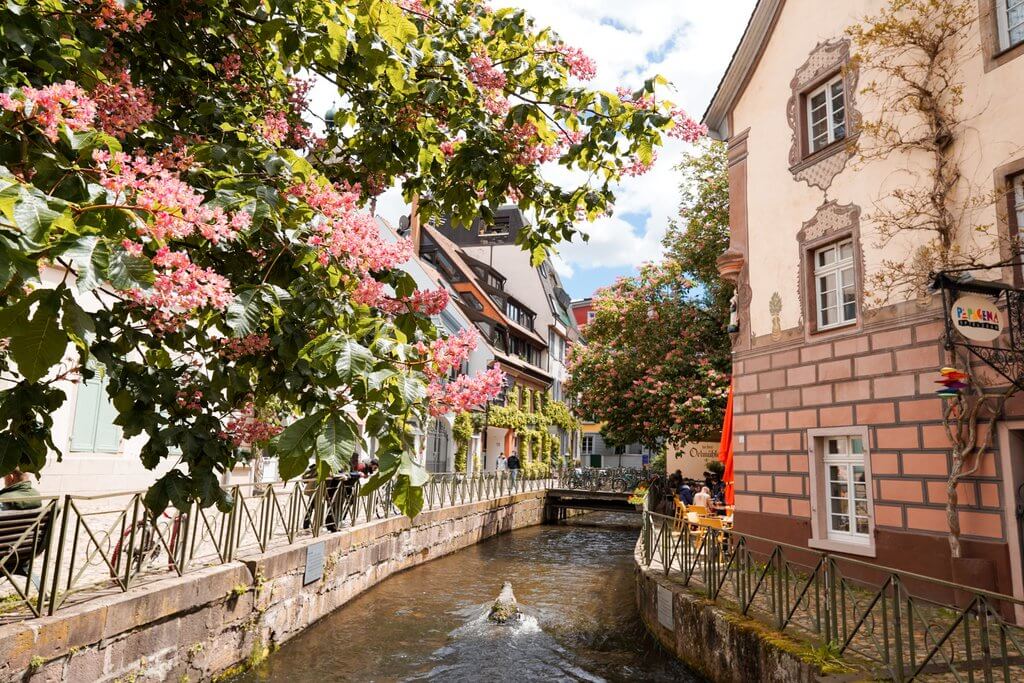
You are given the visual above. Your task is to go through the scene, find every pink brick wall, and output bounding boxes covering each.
[731,316,1007,543]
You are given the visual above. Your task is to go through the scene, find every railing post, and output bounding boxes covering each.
[892,576,905,682]
[977,596,994,683]
[773,548,784,629]
[47,496,71,616]
[123,494,141,589]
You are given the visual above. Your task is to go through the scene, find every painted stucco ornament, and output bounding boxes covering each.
[769,292,783,341]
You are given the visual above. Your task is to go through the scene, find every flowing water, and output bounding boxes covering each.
[238,513,703,682]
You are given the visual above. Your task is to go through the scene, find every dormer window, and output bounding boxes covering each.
[481,215,511,237]
[505,299,534,329]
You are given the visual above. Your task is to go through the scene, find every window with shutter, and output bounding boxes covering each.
[70,365,121,454]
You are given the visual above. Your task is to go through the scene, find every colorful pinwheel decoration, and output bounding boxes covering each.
[935,367,969,398]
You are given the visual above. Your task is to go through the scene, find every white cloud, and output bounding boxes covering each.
[508,0,756,278]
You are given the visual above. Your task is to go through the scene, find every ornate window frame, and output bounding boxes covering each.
[786,39,860,190]
[797,201,864,339]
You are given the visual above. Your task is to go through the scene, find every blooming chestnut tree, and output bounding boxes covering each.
[568,143,732,450]
[0,0,699,516]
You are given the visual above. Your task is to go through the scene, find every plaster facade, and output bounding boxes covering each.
[705,0,1024,600]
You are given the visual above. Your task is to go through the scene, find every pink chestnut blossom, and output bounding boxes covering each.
[219,334,272,360]
[80,0,153,32]
[91,70,157,140]
[467,51,507,91]
[93,150,249,243]
[421,328,478,380]
[128,248,233,329]
[379,288,449,316]
[621,152,656,177]
[427,366,505,416]
[0,81,97,141]
[220,402,283,446]
[398,0,428,14]
[552,45,597,81]
[285,180,414,274]
[257,111,289,145]
[483,94,510,117]
[216,54,242,80]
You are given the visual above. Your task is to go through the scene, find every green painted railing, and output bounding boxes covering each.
[639,510,1024,681]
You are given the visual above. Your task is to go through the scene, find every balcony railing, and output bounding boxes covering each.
[639,510,1024,681]
[0,471,559,621]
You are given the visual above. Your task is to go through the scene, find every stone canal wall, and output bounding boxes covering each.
[0,490,551,682]
[633,542,826,683]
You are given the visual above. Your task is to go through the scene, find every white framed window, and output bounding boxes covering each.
[997,0,1024,51]
[823,436,870,544]
[807,427,875,557]
[814,239,857,329]
[70,364,121,453]
[806,75,846,154]
[581,436,594,454]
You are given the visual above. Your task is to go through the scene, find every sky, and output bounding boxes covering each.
[309,1,757,300]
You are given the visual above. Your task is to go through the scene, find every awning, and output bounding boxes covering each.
[717,381,735,506]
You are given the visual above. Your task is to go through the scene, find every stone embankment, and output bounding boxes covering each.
[0,490,551,682]
[634,541,850,683]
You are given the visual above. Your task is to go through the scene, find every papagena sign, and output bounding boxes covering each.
[951,295,1003,342]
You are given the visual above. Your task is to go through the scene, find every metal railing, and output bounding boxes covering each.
[560,466,653,492]
[639,510,1024,681]
[0,470,559,621]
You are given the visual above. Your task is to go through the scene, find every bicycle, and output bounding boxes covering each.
[109,509,184,576]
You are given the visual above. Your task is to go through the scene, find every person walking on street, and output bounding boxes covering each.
[506,452,521,486]
[496,452,507,471]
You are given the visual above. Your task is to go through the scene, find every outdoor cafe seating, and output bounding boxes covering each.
[671,497,734,558]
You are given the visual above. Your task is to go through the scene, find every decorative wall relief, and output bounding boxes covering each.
[786,39,860,191]
[769,292,783,340]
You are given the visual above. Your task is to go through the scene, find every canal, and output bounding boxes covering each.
[238,514,703,682]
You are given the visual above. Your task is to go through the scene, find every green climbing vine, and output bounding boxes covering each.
[453,412,474,473]
[464,386,578,477]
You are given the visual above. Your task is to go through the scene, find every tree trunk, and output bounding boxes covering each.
[946,447,964,559]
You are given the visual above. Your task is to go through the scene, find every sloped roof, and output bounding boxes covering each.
[702,0,784,139]
[421,224,547,346]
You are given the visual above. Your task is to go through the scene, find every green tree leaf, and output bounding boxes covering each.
[0,290,69,383]
[105,245,154,291]
[274,412,325,480]
[391,474,424,517]
[335,338,374,381]
[315,412,357,473]
[226,288,264,337]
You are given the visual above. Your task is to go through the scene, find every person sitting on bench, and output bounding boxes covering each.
[0,469,41,511]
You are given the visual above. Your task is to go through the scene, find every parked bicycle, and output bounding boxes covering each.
[109,509,185,576]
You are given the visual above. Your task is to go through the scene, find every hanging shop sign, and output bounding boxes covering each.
[950,295,1002,342]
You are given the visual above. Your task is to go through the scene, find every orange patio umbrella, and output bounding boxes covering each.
[717,381,735,505]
